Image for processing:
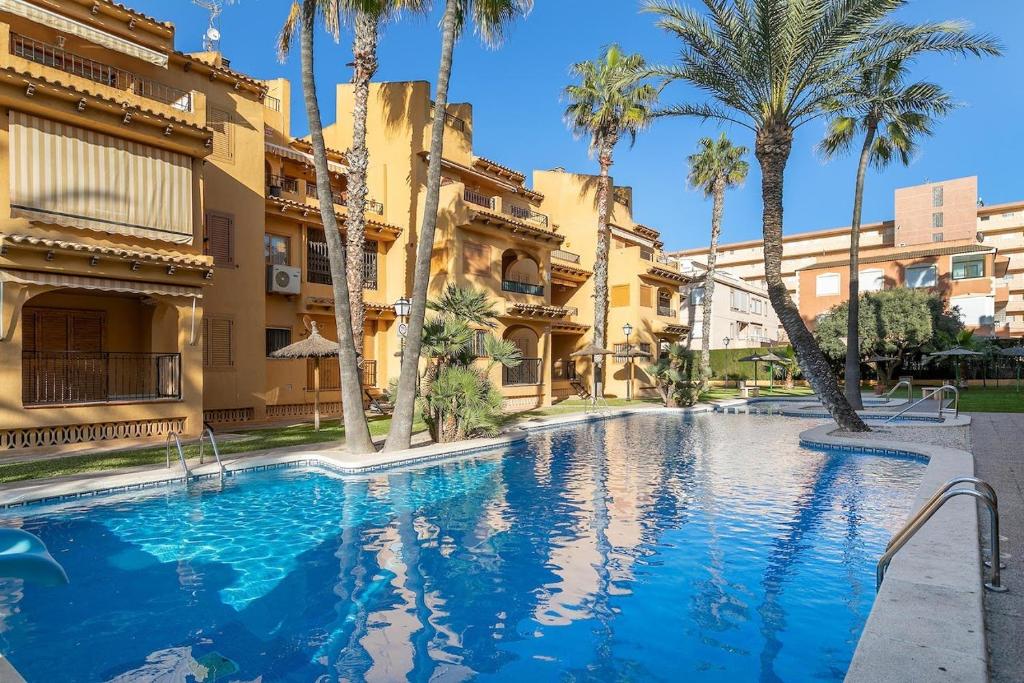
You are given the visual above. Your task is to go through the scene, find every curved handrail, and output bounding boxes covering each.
[877,488,1004,592]
[884,384,958,423]
[197,426,225,475]
[165,432,190,477]
[886,477,996,550]
[882,380,912,404]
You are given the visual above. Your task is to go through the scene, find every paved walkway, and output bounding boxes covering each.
[968,412,1024,683]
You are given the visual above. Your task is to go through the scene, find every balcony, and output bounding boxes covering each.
[429,101,467,132]
[657,305,677,318]
[502,279,544,296]
[307,230,378,289]
[10,33,193,112]
[504,203,549,228]
[309,358,378,389]
[503,358,542,386]
[267,174,299,195]
[464,188,495,209]
[552,249,581,264]
[22,352,181,407]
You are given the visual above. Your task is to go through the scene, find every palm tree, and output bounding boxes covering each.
[819,58,956,410]
[384,0,533,452]
[563,45,658,397]
[644,0,999,432]
[279,0,375,453]
[687,133,748,388]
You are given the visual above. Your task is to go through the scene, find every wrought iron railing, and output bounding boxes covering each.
[552,249,581,264]
[306,231,377,288]
[264,95,282,111]
[502,280,544,296]
[267,174,299,193]
[504,358,542,386]
[464,188,495,209]
[504,204,550,228]
[657,305,676,318]
[310,357,377,389]
[22,352,181,406]
[429,101,467,131]
[11,33,193,112]
[366,199,384,215]
[552,359,577,381]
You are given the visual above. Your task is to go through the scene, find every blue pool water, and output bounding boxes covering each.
[0,413,924,681]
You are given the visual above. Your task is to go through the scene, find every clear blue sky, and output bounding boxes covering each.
[135,0,1021,251]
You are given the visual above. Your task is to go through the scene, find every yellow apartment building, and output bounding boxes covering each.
[0,0,686,454]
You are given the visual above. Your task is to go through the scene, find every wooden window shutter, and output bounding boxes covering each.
[639,285,653,308]
[611,285,630,308]
[463,241,490,276]
[203,317,234,367]
[207,107,235,161]
[69,312,104,352]
[205,211,235,267]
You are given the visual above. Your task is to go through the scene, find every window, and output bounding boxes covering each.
[265,328,292,356]
[905,264,937,288]
[751,297,764,315]
[816,273,840,296]
[306,228,331,284]
[472,330,489,357]
[730,289,749,311]
[860,268,884,292]
[952,254,985,280]
[264,234,290,266]
[463,241,491,276]
[932,212,944,228]
[203,318,234,367]
[639,285,653,308]
[207,107,235,161]
[691,287,705,305]
[363,241,378,290]
[611,285,630,307]
[932,185,944,207]
[204,211,235,267]
[932,232,944,242]
[614,342,651,362]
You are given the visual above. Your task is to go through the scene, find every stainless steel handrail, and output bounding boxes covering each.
[886,477,996,550]
[197,426,226,476]
[884,384,958,423]
[882,380,913,403]
[877,486,1005,592]
[165,432,190,477]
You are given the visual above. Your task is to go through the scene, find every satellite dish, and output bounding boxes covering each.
[206,27,221,42]
[302,315,313,333]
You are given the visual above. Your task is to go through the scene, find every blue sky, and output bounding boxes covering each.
[136,0,1022,251]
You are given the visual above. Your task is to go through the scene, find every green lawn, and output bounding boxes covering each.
[0,416,425,485]
[699,386,815,401]
[956,385,1024,413]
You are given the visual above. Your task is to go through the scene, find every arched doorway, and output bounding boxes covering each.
[503,325,541,385]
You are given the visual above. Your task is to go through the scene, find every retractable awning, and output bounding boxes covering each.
[0,0,169,66]
[0,269,203,298]
[266,142,346,174]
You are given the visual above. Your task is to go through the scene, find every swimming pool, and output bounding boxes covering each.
[0,413,924,681]
[717,401,943,422]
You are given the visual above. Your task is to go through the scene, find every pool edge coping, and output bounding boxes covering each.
[800,423,988,683]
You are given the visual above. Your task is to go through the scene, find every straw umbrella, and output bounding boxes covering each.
[928,346,983,387]
[571,342,615,407]
[1000,346,1024,392]
[270,321,339,430]
[756,351,787,391]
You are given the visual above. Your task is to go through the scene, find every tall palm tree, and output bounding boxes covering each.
[563,45,658,397]
[819,58,956,410]
[687,133,748,388]
[644,0,999,432]
[279,0,375,453]
[384,0,533,452]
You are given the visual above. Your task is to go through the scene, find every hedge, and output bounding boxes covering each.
[707,346,794,381]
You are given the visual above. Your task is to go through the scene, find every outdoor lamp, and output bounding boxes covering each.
[623,322,633,337]
[393,297,411,319]
[723,336,731,348]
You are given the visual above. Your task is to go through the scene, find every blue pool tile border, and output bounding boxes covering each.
[799,438,930,463]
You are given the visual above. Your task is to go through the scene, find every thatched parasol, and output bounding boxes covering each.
[270,321,338,430]
[571,342,615,406]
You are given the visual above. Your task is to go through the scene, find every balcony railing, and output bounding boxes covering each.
[22,352,181,406]
[464,188,496,209]
[502,280,544,296]
[504,204,550,228]
[306,231,377,288]
[552,359,577,381]
[657,306,676,318]
[504,358,542,386]
[311,357,377,389]
[265,95,282,111]
[267,175,299,194]
[429,101,467,132]
[11,33,193,112]
[552,249,581,264]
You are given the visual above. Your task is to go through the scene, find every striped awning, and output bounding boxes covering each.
[9,111,194,244]
[266,142,346,174]
[0,0,169,66]
[0,269,203,298]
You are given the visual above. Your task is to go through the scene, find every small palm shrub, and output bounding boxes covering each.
[647,343,699,407]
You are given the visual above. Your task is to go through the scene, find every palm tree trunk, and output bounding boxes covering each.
[593,139,614,398]
[700,176,725,389]
[383,0,459,452]
[755,125,869,432]
[844,121,877,410]
[345,9,380,383]
[299,0,375,452]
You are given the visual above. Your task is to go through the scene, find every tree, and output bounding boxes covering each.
[563,44,658,398]
[818,56,981,409]
[279,0,374,453]
[645,0,998,432]
[384,0,533,452]
[648,343,699,407]
[686,133,748,389]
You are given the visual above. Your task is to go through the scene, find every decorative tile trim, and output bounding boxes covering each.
[799,438,930,463]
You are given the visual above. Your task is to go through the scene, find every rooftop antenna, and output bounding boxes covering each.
[193,0,235,51]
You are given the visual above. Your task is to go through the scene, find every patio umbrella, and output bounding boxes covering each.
[1000,346,1024,392]
[571,343,615,407]
[270,321,339,431]
[738,353,764,388]
[928,346,983,387]
[756,351,787,391]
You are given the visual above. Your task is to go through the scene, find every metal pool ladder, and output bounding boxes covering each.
[881,379,913,404]
[884,384,959,423]
[197,424,226,477]
[165,432,190,478]
[877,476,1006,592]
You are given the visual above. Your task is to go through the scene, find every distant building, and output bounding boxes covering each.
[675,262,784,350]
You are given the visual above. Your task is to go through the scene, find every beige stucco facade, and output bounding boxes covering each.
[675,264,783,350]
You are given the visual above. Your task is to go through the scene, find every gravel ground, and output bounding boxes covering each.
[829,423,971,451]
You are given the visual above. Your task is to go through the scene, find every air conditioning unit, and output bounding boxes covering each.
[267,265,301,294]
